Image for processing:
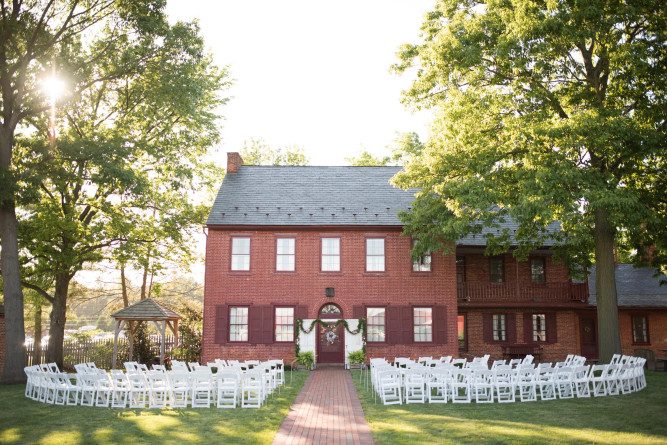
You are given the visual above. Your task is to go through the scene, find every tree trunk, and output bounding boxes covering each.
[34,304,43,365]
[120,265,129,307]
[46,273,71,368]
[0,128,26,384]
[140,260,149,300]
[594,208,622,363]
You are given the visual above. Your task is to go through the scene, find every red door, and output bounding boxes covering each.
[317,322,345,364]
[579,317,598,360]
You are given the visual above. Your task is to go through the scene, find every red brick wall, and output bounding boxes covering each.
[203,227,459,363]
[461,309,581,363]
[619,309,667,358]
[0,311,5,375]
[458,252,569,284]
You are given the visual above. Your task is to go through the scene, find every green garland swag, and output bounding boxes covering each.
[295,317,367,357]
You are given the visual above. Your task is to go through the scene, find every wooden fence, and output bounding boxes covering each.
[25,335,180,369]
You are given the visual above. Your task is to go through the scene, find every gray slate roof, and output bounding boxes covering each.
[207,166,412,227]
[111,298,181,320]
[206,165,559,246]
[588,264,667,307]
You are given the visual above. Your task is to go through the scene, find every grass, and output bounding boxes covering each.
[0,370,308,445]
[351,370,667,445]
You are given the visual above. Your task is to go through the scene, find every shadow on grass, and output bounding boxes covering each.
[351,370,667,445]
[0,371,309,445]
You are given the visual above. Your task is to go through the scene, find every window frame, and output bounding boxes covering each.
[631,314,650,344]
[274,306,295,343]
[365,237,386,272]
[230,237,251,271]
[489,257,505,283]
[532,313,547,342]
[320,237,341,272]
[228,306,249,343]
[492,313,507,341]
[413,306,434,343]
[366,306,387,343]
[275,237,296,272]
[412,239,432,272]
[530,257,546,284]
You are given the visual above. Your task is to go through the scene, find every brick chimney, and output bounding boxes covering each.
[227,152,243,174]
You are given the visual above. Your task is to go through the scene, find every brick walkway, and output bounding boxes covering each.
[272,367,375,445]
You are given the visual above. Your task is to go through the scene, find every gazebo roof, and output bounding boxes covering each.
[111,298,181,321]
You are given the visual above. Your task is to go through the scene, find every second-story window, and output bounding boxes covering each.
[412,239,431,272]
[531,258,546,283]
[276,238,295,271]
[366,238,385,272]
[489,257,504,282]
[231,237,250,271]
[321,238,340,271]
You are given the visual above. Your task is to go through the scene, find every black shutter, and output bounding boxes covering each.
[483,313,493,343]
[353,305,364,319]
[507,313,517,344]
[262,306,274,344]
[400,306,413,344]
[546,312,558,344]
[386,306,401,344]
[434,306,447,344]
[215,305,228,344]
[249,306,262,344]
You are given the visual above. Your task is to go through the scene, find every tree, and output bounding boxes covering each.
[392,0,666,363]
[1,1,228,377]
[240,138,309,166]
[345,150,392,166]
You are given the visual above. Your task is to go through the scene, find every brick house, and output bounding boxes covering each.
[202,153,667,365]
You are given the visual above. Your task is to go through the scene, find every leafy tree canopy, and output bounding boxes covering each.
[240,138,309,166]
[345,150,392,166]
[391,0,666,362]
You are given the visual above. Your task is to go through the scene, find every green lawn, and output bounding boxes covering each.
[0,371,308,445]
[351,370,667,445]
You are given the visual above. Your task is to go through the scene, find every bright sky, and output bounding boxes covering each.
[165,0,435,166]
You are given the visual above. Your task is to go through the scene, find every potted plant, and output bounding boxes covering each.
[295,351,315,370]
[347,350,366,370]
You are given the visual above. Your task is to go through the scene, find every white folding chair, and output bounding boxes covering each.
[426,368,448,403]
[191,371,214,408]
[554,366,575,399]
[94,372,114,407]
[536,367,556,401]
[216,371,240,408]
[572,365,591,398]
[472,369,495,403]
[404,368,427,404]
[147,370,170,408]
[241,369,264,408]
[377,369,402,405]
[127,371,149,408]
[167,371,191,408]
[516,366,537,402]
[110,370,130,408]
[450,368,472,403]
[494,369,516,403]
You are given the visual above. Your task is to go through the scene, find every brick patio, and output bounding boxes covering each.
[272,366,374,445]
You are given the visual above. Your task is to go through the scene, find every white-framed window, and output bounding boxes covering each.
[632,315,649,344]
[276,238,295,271]
[366,307,386,342]
[531,258,546,283]
[321,238,340,271]
[231,237,250,271]
[229,307,249,342]
[493,314,506,341]
[366,238,385,272]
[412,239,431,272]
[532,313,546,342]
[275,307,295,342]
[413,307,433,342]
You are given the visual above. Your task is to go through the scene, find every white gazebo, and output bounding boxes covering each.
[111,298,181,369]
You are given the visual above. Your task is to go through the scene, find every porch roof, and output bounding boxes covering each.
[588,264,667,307]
